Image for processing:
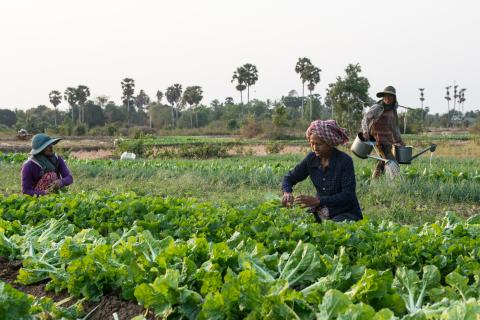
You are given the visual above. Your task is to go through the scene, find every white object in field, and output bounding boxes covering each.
[120,152,136,160]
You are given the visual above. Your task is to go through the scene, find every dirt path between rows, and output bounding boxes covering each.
[0,138,114,153]
[0,257,154,320]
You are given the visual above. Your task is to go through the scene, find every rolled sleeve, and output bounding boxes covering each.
[282,155,310,193]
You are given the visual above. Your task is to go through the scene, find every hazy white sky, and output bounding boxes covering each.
[0,0,478,114]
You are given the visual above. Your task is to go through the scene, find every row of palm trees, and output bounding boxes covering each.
[48,86,90,127]
[165,84,204,128]
[48,79,204,129]
[231,58,321,121]
[295,58,321,121]
[231,63,259,104]
[47,57,322,128]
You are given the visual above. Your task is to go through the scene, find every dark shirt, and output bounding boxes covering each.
[282,149,362,220]
[372,109,398,145]
[21,156,73,196]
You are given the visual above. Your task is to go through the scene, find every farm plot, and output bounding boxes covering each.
[1,151,479,223]
[2,193,480,319]
[1,140,480,319]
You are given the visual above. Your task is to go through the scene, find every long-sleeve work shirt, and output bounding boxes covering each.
[21,157,73,196]
[282,149,362,220]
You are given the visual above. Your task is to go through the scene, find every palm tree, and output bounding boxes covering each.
[295,57,312,116]
[242,63,258,104]
[165,84,182,127]
[75,85,90,124]
[231,68,247,104]
[445,86,451,127]
[303,64,321,121]
[135,90,150,112]
[173,84,183,126]
[156,90,163,104]
[135,90,150,126]
[95,95,109,109]
[48,90,62,126]
[192,87,204,128]
[236,84,246,104]
[183,86,203,128]
[121,78,135,126]
[64,87,78,123]
[183,87,194,128]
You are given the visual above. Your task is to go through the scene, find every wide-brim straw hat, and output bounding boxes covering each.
[30,133,62,155]
[376,86,396,98]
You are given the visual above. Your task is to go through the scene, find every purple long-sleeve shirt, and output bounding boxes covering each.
[21,156,73,196]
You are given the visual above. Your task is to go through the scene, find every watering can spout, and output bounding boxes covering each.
[409,144,437,161]
[394,144,437,164]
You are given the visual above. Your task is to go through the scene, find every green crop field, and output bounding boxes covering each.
[1,138,480,319]
[2,1,479,317]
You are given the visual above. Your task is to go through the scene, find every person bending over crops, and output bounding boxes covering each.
[361,86,405,179]
[281,120,362,222]
[21,133,73,196]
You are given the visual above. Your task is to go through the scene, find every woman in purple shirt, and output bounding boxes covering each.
[21,133,73,196]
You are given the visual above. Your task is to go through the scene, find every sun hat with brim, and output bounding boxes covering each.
[30,133,62,155]
[376,86,396,98]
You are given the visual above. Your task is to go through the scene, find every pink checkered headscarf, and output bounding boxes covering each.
[305,120,349,146]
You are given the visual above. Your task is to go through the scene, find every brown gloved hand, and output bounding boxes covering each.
[282,192,294,208]
[362,132,371,141]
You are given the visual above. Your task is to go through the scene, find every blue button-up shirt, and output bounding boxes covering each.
[282,148,362,219]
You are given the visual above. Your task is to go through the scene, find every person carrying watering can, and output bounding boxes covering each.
[281,120,362,222]
[361,86,405,179]
[21,133,73,196]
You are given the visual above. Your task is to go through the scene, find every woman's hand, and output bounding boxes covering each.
[52,179,61,188]
[294,195,320,208]
[47,180,61,193]
[395,140,406,147]
[282,192,294,207]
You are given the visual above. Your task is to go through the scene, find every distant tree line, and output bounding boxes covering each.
[0,62,478,137]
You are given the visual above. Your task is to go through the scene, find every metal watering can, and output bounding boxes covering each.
[351,133,389,162]
[350,133,400,179]
[393,144,437,164]
[351,132,437,164]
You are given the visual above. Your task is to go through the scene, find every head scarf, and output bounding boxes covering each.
[305,120,349,146]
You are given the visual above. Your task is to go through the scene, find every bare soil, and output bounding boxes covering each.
[2,135,478,159]
[0,256,155,320]
[70,149,114,160]
[0,137,114,153]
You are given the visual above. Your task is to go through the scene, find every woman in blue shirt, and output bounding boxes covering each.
[282,120,362,222]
